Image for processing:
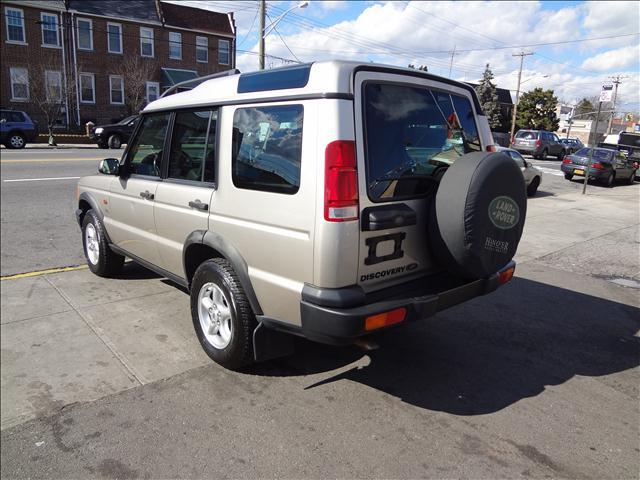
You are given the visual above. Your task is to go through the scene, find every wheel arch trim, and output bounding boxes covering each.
[183,230,263,315]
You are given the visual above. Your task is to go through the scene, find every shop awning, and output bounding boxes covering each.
[161,68,199,89]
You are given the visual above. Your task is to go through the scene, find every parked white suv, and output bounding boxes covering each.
[76,61,526,370]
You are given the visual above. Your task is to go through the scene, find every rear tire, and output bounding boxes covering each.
[564,173,573,180]
[601,172,615,188]
[7,132,26,149]
[190,258,257,370]
[82,210,124,277]
[527,177,540,197]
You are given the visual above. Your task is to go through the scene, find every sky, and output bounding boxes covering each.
[166,0,640,114]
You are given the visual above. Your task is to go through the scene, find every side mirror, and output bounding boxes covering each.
[98,158,120,175]
[0,118,6,123]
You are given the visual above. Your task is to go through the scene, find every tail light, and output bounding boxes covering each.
[633,162,639,169]
[486,144,497,152]
[562,156,571,164]
[591,162,604,170]
[535,139,542,147]
[511,138,516,145]
[325,140,358,222]
[499,265,515,285]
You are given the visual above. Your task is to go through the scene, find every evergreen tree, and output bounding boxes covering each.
[516,87,560,131]
[474,64,501,129]
[573,98,597,120]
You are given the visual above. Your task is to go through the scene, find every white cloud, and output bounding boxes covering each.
[313,0,348,11]
[581,45,640,72]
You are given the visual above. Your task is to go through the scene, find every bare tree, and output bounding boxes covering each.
[29,57,78,145]
[114,56,159,115]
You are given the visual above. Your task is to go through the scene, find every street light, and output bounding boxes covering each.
[259,1,308,70]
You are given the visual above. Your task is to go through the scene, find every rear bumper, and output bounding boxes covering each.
[514,145,539,155]
[561,164,608,179]
[295,261,515,345]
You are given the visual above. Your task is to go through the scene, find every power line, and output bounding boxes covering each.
[265,13,300,63]
[236,3,259,48]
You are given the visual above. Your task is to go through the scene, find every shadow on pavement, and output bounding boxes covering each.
[530,190,555,198]
[111,261,161,280]
[257,277,640,415]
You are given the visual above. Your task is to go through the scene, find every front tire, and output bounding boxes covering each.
[190,258,257,370]
[627,171,636,184]
[527,176,540,196]
[82,210,124,276]
[108,134,122,149]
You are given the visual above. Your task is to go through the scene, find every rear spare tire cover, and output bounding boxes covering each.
[430,151,527,279]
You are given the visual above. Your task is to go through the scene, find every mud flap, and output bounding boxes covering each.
[252,321,295,362]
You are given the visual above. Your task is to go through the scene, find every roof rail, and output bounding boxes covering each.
[160,69,240,99]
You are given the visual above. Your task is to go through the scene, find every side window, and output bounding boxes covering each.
[126,113,170,177]
[552,134,560,142]
[509,151,525,167]
[232,105,303,194]
[168,110,215,182]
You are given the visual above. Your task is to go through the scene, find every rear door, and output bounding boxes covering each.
[354,71,484,290]
[153,109,217,277]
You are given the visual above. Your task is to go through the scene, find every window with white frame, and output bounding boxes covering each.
[45,70,62,101]
[218,39,230,65]
[5,7,25,43]
[107,22,122,54]
[77,18,92,50]
[140,27,154,57]
[79,73,95,103]
[146,81,160,103]
[196,36,208,63]
[169,32,181,59]
[10,67,29,100]
[40,12,60,47]
[110,75,124,104]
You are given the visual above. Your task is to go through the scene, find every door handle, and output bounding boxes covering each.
[139,190,154,200]
[188,200,209,211]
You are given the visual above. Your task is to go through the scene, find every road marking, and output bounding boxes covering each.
[1,265,88,281]
[3,176,81,183]
[0,158,102,164]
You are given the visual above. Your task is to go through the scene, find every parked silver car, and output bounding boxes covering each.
[513,129,565,160]
[498,147,542,196]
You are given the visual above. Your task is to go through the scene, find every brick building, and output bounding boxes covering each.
[1,0,236,128]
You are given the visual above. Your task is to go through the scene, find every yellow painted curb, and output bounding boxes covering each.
[1,265,88,280]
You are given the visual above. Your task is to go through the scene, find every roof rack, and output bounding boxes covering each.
[160,69,240,99]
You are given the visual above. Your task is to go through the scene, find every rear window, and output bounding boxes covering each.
[231,104,303,194]
[363,82,481,201]
[574,148,613,162]
[619,133,640,148]
[516,131,537,140]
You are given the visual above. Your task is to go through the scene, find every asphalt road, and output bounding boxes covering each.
[0,147,638,478]
[0,147,121,276]
[0,147,587,277]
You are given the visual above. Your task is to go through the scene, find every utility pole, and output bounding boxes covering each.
[259,0,265,70]
[448,45,457,78]
[509,51,534,143]
[606,75,626,135]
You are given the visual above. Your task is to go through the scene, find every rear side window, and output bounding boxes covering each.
[168,109,216,183]
[126,112,170,177]
[363,82,480,202]
[231,105,303,194]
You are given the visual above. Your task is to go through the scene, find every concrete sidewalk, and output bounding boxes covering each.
[1,184,638,430]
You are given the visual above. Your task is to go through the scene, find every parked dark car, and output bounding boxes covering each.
[512,129,565,160]
[558,137,583,154]
[0,108,38,149]
[90,115,138,149]
[561,147,636,187]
